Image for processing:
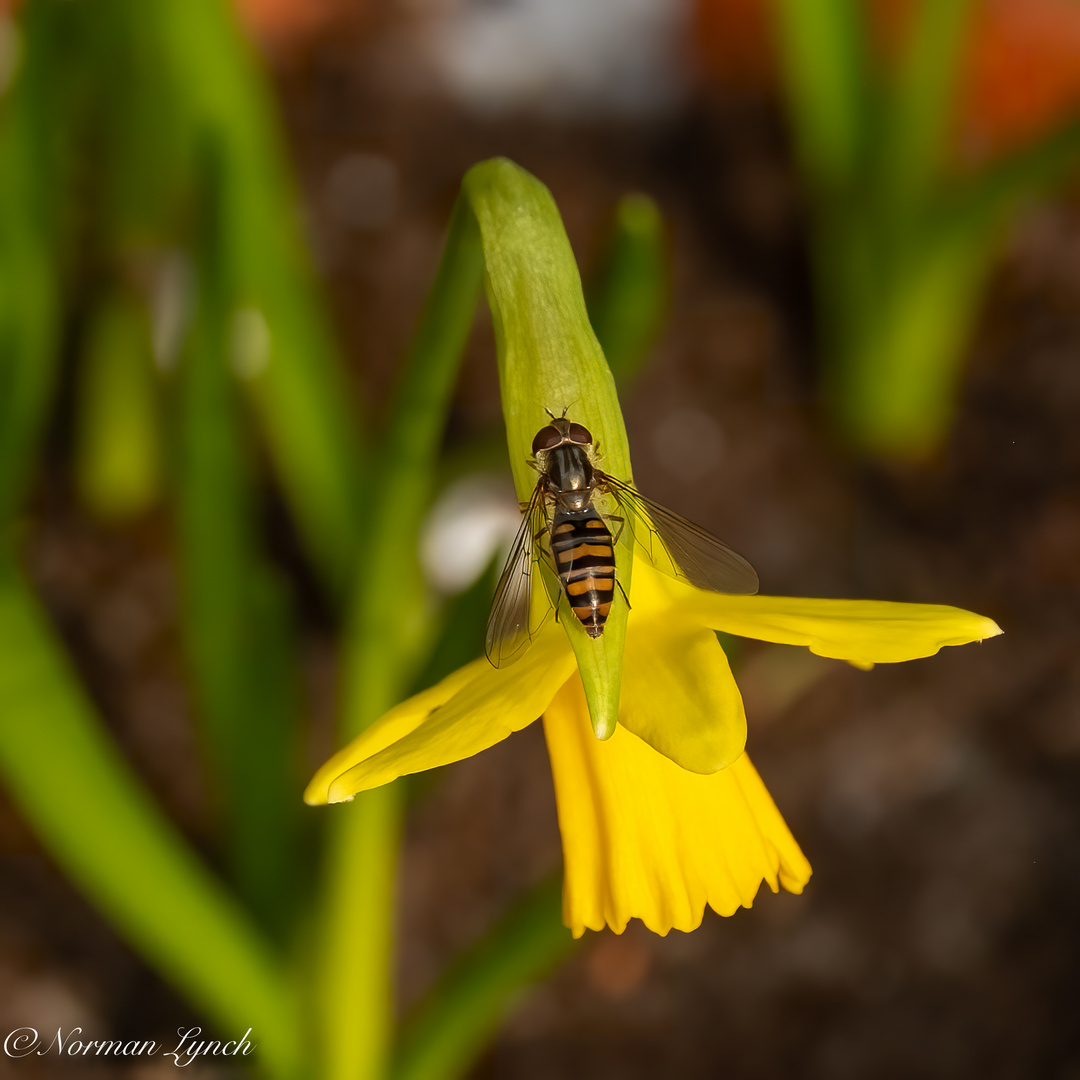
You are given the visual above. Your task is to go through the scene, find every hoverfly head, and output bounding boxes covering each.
[532,416,594,456]
[532,423,565,455]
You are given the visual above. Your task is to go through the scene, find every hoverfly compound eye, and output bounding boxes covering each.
[532,425,563,454]
[567,423,593,445]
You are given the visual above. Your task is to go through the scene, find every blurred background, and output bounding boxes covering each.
[1,0,1079,1077]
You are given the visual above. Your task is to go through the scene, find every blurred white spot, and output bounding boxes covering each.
[426,0,689,118]
[0,16,20,96]
[650,407,725,481]
[323,153,398,232]
[421,474,522,594]
[229,307,271,379]
[151,252,194,372]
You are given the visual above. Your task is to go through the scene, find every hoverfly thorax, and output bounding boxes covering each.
[486,412,759,667]
[532,418,596,512]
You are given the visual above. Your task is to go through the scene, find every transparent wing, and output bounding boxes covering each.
[485,483,553,667]
[599,472,759,595]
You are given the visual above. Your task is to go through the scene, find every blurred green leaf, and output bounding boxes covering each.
[74,290,162,521]
[340,195,485,739]
[174,222,303,939]
[825,227,992,457]
[156,0,364,596]
[0,2,71,532]
[0,567,302,1080]
[772,0,1080,460]
[946,119,1080,242]
[587,194,668,386]
[319,185,484,1080]
[393,876,573,1080]
[408,558,497,698]
[770,0,871,193]
[882,0,972,209]
[81,1,197,243]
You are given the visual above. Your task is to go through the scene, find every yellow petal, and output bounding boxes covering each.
[618,611,746,774]
[543,676,811,937]
[305,623,575,804]
[675,588,1002,666]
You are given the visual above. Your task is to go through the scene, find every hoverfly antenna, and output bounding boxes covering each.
[559,402,577,418]
[544,407,558,421]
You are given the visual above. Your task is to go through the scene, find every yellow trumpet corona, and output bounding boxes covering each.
[306,560,999,936]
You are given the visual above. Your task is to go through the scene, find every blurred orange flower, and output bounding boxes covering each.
[234,0,355,44]
[693,0,1080,155]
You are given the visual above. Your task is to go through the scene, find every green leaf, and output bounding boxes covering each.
[174,216,302,939]
[587,194,668,386]
[407,556,498,698]
[74,290,162,521]
[881,0,973,209]
[0,1,70,531]
[319,179,485,1080]
[0,569,302,1080]
[155,0,364,596]
[340,194,485,741]
[769,0,871,192]
[945,119,1080,243]
[825,227,992,459]
[393,876,573,1080]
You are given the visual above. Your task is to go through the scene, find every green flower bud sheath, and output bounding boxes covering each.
[463,158,632,739]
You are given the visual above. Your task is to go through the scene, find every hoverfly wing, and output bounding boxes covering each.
[599,472,759,595]
[485,483,553,667]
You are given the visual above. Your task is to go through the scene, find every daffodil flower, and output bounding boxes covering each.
[305,558,999,936]
[305,158,1001,937]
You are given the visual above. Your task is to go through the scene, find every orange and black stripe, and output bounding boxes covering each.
[551,508,616,638]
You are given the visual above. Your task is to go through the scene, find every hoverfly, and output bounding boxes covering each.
[484,412,759,667]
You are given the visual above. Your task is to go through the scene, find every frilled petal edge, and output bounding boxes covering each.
[305,623,576,804]
[543,676,811,937]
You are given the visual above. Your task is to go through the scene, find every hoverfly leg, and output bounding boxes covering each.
[607,514,626,545]
[615,577,631,612]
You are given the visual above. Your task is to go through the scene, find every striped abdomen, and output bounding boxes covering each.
[551,508,615,638]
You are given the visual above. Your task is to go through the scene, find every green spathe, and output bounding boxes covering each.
[463,158,632,739]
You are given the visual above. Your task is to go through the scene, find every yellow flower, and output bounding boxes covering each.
[304,559,1000,937]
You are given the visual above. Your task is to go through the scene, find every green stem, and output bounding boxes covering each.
[317,787,405,1080]
[317,195,484,1080]
[0,569,302,1080]
[340,196,484,735]
[393,876,573,1080]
